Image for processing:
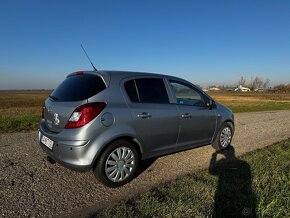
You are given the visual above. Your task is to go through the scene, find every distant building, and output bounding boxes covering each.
[254,88,267,92]
[208,87,221,91]
[234,85,251,92]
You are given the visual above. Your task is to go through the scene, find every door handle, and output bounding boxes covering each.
[137,112,152,119]
[181,113,192,119]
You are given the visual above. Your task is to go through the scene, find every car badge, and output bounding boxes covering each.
[54,113,60,125]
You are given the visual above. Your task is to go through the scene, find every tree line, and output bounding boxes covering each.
[238,76,270,90]
[238,76,290,92]
[208,76,290,92]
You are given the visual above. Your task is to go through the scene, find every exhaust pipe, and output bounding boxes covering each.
[47,156,56,164]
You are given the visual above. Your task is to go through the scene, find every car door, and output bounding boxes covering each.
[169,80,217,147]
[123,77,179,158]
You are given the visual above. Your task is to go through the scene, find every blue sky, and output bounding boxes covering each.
[0,0,290,89]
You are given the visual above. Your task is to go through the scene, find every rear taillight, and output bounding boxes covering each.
[65,102,106,129]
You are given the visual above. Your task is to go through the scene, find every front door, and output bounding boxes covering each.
[169,80,217,147]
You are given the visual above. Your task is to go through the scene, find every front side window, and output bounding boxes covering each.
[170,81,204,107]
[124,78,169,104]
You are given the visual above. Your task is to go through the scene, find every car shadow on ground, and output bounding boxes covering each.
[208,145,257,217]
[135,157,158,177]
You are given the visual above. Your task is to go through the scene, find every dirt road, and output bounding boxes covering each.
[1,110,290,217]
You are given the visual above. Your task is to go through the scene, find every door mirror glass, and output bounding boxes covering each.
[206,99,214,109]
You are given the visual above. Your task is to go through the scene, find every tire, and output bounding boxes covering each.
[94,139,139,187]
[212,122,233,151]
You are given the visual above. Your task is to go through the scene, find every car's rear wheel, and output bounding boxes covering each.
[94,139,139,187]
[212,122,233,150]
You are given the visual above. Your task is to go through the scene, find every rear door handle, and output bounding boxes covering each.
[181,113,192,119]
[137,112,152,119]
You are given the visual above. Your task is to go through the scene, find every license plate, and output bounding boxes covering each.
[41,134,54,150]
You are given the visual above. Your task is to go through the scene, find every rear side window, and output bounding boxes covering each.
[51,74,106,101]
[124,80,139,102]
[124,78,169,104]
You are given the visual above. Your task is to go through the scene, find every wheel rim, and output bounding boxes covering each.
[220,127,232,148]
[105,147,135,182]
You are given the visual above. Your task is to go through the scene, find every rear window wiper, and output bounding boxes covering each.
[49,95,59,101]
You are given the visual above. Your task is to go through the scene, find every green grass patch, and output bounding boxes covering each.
[227,102,290,113]
[93,140,290,217]
[0,113,41,133]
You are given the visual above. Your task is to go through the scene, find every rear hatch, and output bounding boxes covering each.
[43,72,106,133]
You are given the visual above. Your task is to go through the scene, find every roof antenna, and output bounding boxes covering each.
[81,44,97,71]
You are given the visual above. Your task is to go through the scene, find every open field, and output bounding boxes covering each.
[95,139,290,217]
[0,90,290,133]
[0,91,50,133]
[209,91,290,113]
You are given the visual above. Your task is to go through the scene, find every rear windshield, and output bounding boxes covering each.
[51,74,106,101]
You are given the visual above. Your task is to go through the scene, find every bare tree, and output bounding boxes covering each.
[238,76,246,86]
[274,84,290,92]
[237,76,270,90]
[249,77,265,90]
[255,77,263,89]
[263,78,270,88]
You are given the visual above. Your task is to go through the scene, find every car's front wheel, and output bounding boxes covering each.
[94,139,139,187]
[212,122,234,150]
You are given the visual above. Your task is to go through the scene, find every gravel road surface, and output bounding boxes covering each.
[1,110,290,217]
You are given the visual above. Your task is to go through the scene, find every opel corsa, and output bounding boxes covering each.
[38,71,234,187]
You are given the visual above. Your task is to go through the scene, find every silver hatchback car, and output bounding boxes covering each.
[38,71,234,187]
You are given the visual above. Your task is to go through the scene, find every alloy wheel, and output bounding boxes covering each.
[220,127,232,148]
[105,146,135,182]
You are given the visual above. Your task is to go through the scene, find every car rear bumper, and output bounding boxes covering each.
[38,123,94,171]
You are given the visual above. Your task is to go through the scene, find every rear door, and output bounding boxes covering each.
[168,80,217,147]
[123,77,179,157]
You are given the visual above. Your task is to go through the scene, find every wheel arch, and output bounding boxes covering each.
[91,135,143,170]
[212,119,235,143]
[225,119,235,133]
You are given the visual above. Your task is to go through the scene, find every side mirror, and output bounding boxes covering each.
[206,99,214,109]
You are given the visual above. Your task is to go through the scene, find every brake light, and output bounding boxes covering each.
[75,71,84,75]
[67,71,85,78]
[65,102,106,128]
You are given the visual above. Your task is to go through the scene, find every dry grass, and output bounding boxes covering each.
[0,91,49,108]
[210,91,290,103]
[0,90,50,133]
[209,91,290,113]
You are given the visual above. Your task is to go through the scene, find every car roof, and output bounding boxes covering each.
[87,70,188,83]
[93,70,167,78]
[67,70,208,98]
[78,70,199,88]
